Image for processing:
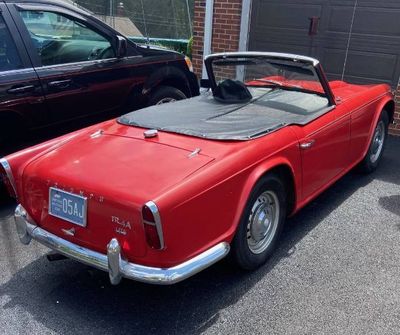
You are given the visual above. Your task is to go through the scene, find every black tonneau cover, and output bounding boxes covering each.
[118,88,331,141]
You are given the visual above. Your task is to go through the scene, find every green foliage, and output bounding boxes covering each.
[129,37,189,56]
[75,0,194,39]
[186,36,193,59]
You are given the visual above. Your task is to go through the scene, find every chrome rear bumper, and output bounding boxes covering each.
[14,205,230,285]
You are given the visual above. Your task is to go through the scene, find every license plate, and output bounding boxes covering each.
[49,187,87,227]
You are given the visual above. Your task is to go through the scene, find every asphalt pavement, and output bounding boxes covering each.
[0,136,399,335]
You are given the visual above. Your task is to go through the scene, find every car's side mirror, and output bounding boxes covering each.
[116,36,128,58]
[200,79,211,88]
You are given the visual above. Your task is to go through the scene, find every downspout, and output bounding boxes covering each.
[238,0,252,52]
[202,0,214,79]
[341,0,358,81]
[237,0,252,81]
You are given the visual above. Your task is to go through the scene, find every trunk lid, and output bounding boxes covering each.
[21,132,214,258]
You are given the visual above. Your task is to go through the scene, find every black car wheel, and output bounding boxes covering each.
[0,131,5,149]
[0,116,23,155]
[0,121,15,153]
[232,174,287,270]
[359,110,389,173]
[148,85,187,106]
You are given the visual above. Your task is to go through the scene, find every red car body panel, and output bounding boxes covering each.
[3,78,394,269]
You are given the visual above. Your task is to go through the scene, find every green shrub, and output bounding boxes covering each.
[129,37,190,56]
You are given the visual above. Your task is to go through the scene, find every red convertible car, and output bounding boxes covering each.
[1,52,395,285]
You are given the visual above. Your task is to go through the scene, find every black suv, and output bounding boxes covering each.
[0,0,199,149]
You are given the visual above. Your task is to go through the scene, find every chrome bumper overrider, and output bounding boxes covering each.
[14,205,230,285]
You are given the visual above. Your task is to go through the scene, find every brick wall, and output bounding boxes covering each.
[389,90,400,136]
[192,0,242,78]
[192,1,206,76]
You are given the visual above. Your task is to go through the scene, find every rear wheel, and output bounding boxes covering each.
[359,110,389,173]
[0,116,22,155]
[148,85,187,106]
[232,174,287,270]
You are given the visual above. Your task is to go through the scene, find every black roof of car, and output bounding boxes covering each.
[4,0,135,39]
[3,0,92,17]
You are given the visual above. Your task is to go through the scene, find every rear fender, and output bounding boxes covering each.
[361,94,394,159]
[3,124,99,199]
[227,157,300,241]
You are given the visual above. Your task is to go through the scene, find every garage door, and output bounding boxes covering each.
[248,0,400,87]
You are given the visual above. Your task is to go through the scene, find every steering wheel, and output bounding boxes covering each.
[99,46,115,59]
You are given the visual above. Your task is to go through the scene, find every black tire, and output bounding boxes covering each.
[0,124,14,157]
[0,130,5,149]
[232,174,287,270]
[0,120,10,148]
[0,116,21,154]
[148,85,187,106]
[359,110,389,173]
[0,181,10,201]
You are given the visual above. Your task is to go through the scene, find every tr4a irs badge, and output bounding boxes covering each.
[111,216,132,236]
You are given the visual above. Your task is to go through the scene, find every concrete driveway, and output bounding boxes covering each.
[1,136,399,335]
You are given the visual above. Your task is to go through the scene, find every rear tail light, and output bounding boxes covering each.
[0,158,17,199]
[142,201,164,250]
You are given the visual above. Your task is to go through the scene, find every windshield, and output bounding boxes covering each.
[209,55,325,96]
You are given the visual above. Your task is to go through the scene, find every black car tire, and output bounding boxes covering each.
[0,117,19,152]
[0,130,5,148]
[148,85,187,106]
[232,174,287,270]
[359,110,389,173]
[0,115,22,156]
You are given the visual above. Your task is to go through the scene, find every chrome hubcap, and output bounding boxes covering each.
[370,121,385,163]
[247,191,280,254]
[156,97,176,105]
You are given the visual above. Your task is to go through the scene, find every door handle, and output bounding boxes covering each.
[308,16,320,36]
[7,85,35,94]
[300,139,315,149]
[48,79,72,89]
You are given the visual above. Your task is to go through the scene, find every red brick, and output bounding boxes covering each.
[193,0,243,75]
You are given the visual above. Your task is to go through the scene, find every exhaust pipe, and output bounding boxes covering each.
[46,252,68,262]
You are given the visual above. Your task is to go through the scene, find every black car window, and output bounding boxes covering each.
[19,10,115,66]
[0,14,23,71]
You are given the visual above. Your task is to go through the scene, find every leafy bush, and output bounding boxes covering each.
[186,36,193,59]
[129,37,190,56]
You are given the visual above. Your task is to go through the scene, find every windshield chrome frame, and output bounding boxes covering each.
[204,52,336,106]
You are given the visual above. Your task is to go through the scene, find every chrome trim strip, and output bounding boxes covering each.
[14,205,230,285]
[144,201,165,250]
[205,52,320,66]
[0,67,36,76]
[0,158,17,198]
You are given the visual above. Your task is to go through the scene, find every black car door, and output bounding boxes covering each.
[0,3,45,151]
[8,3,141,125]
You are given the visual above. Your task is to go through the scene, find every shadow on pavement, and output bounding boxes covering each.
[375,135,400,186]
[379,195,400,217]
[0,173,382,334]
[0,137,398,335]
